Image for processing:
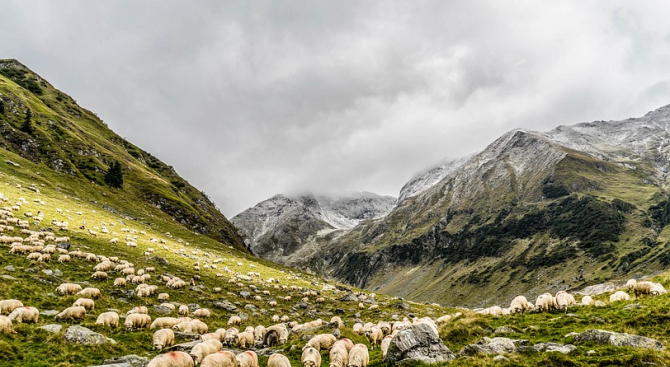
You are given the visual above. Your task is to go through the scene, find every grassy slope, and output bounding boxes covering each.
[0,59,243,250]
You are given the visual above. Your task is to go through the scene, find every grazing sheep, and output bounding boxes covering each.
[535,293,556,312]
[227,315,241,326]
[147,351,194,367]
[73,298,95,311]
[254,325,266,347]
[633,281,667,297]
[581,296,595,306]
[56,283,82,296]
[58,254,71,263]
[347,344,369,367]
[554,291,576,312]
[353,323,364,335]
[151,317,181,329]
[272,315,280,323]
[158,293,170,301]
[509,295,530,314]
[178,305,189,316]
[153,328,175,351]
[0,315,15,334]
[269,301,278,307]
[237,331,255,348]
[626,279,637,290]
[0,299,23,315]
[95,312,119,328]
[190,339,223,365]
[77,287,101,299]
[267,353,291,367]
[329,342,349,367]
[223,327,239,346]
[330,316,345,329]
[55,306,86,322]
[610,291,630,302]
[435,315,452,324]
[236,350,259,367]
[381,335,393,359]
[201,351,237,367]
[128,306,149,315]
[8,306,39,323]
[125,313,152,331]
[301,347,321,367]
[160,303,176,312]
[303,333,337,351]
[365,327,384,349]
[264,329,279,347]
[369,304,379,311]
[193,308,211,318]
[334,338,354,351]
[114,278,127,287]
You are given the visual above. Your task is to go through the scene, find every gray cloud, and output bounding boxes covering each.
[2,1,670,216]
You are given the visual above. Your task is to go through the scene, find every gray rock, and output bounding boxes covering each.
[40,310,59,317]
[517,342,576,354]
[53,269,63,277]
[623,303,643,310]
[42,269,53,276]
[577,282,620,296]
[167,340,201,352]
[393,301,410,310]
[334,308,345,315]
[297,302,308,309]
[245,304,257,310]
[4,265,15,272]
[574,329,663,350]
[151,256,168,265]
[239,291,251,299]
[339,293,359,302]
[63,325,115,345]
[492,355,509,362]
[385,323,455,364]
[238,312,249,321]
[494,326,519,334]
[153,305,173,315]
[56,242,70,250]
[39,324,62,333]
[460,337,517,355]
[187,304,200,312]
[98,354,148,367]
[174,332,200,341]
[1,275,16,280]
[212,299,238,312]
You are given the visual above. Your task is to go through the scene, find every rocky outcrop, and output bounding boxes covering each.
[63,325,115,345]
[574,329,664,350]
[385,323,455,365]
[460,337,576,355]
[92,355,148,367]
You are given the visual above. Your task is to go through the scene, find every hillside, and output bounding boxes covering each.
[0,59,244,250]
[239,104,670,308]
[232,192,395,266]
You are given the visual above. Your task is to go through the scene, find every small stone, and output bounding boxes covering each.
[245,304,257,310]
[100,354,148,367]
[565,313,579,318]
[586,350,596,355]
[4,265,15,272]
[334,308,345,315]
[40,310,59,317]
[42,269,53,276]
[53,270,63,277]
[623,303,643,310]
[39,324,62,333]
[187,304,200,312]
[494,326,519,334]
[239,291,251,299]
[1,275,15,280]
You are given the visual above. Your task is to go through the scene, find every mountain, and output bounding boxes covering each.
[0,59,244,250]
[239,104,670,307]
[231,192,396,265]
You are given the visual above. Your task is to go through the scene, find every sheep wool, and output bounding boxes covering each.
[301,347,322,367]
[153,328,175,351]
[201,351,237,367]
[347,344,370,367]
[95,312,119,328]
[236,350,259,367]
[147,351,194,367]
[8,306,39,323]
[267,353,291,367]
[190,339,223,365]
[0,315,15,334]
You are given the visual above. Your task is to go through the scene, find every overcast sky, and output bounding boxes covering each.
[2,1,670,216]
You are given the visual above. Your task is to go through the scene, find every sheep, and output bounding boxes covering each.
[581,296,595,306]
[369,304,379,311]
[254,325,266,347]
[365,326,384,349]
[380,335,394,359]
[353,323,364,335]
[158,293,170,301]
[269,301,278,307]
[147,351,195,367]
[626,279,637,290]
[179,305,189,316]
[128,306,149,314]
[95,312,119,328]
[330,316,345,329]
[153,328,175,351]
[435,315,452,324]
[347,344,369,367]
[0,299,23,315]
[201,351,237,367]
[272,315,280,323]
[8,306,39,323]
[160,303,176,311]
[237,331,254,348]
[633,281,667,298]
[535,293,556,312]
[77,287,101,300]
[193,308,211,318]
[151,317,181,329]
[301,347,322,367]
[223,327,239,346]
[329,342,349,367]
[0,315,15,334]
[58,254,71,263]
[303,333,337,351]
[268,353,291,367]
[377,321,392,335]
[56,283,83,296]
[55,306,86,322]
[190,339,223,365]
[227,315,241,326]
[509,295,530,314]
[610,291,630,302]
[236,350,259,367]
[73,298,95,311]
[554,291,576,312]
[125,313,152,331]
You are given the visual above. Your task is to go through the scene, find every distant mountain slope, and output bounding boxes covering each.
[231,192,396,263]
[0,59,244,250]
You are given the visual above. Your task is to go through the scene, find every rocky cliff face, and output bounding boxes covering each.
[231,192,396,265]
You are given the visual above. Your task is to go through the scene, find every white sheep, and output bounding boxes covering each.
[267,353,291,367]
[0,315,15,334]
[380,335,393,359]
[535,293,556,312]
[509,295,530,314]
[190,339,223,365]
[365,327,384,349]
[610,291,630,302]
[179,305,189,316]
[153,328,175,351]
[193,308,211,318]
[55,306,86,322]
[8,306,39,323]
[95,312,119,328]
[329,342,349,367]
[237,331,254,348]
[0,299,23,315]
[236,350,259,367]
[201,351,237,367]
[73,298,95,311]
[227,315,241,326]
[77,287,101,299]
[151,317,180,329]
[633,281,667,297]
[554,291,576,312]
[125,313,152,331]
[347,344,369,367]
[581,296,595,306]
[147,351,194,367]
[304,333,337,351]
[301,347,321,367]
[56,283,82,296]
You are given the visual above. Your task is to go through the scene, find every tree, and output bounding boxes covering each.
[20,108,33,134]
[104,160,124,188]
[0,99,5,115]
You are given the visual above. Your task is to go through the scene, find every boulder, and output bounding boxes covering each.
[187,303,200,312]
[339,293,359,302]
[460,337,517,355]
[385,323,455,365]
[39,324,62,333]
[64,325,115,345]
[516,342,576,354]
[167,340,201,352]
[153,305,173,315]
[574,329,663,350]
[212,299,238,312]
[4,265,15,272]
[239,291,251,299]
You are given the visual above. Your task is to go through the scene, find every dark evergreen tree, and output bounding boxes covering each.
[104,160,124,188]
[0,99,5,115]
[20,108,33,134]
